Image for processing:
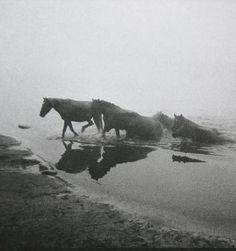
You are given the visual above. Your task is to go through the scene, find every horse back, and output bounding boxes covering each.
[126,115,163,140]
[104,111,141,129]
[51,99,93,122]
[181,123,226,143]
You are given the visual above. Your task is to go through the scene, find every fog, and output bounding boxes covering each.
[1,0,236,126]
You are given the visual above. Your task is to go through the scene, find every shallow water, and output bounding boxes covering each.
[1,115,236,240]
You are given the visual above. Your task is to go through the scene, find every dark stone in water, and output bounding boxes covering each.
[41,170,57,176]
[0,156,8,160]
[0,135,20,146]
[39,164,49,171]
[18,124,31,129]
[10,158,40,167]
[0,148,31,163]
[172,154,206,163]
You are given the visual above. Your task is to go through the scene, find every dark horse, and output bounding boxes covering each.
[172,114,232,144]
[92,99,163,141]
[40,98,102,137]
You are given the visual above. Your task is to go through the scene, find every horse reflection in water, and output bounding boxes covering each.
[56,141,155,180]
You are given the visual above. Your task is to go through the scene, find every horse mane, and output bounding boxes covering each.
[46,98,64,107]
[92,99,142,118]
[93,99,128,113]
[96,99,121,109]
[47,98,87,108]
[181,116,200,127]
[152,112,174,130]
[152,112,168,120]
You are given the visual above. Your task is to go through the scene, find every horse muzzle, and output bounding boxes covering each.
[172,132,178,138]
[39,113,45,118]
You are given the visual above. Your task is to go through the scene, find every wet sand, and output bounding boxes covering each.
[0,134,235,249]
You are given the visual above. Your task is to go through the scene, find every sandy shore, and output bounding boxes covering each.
[0,134,235,249]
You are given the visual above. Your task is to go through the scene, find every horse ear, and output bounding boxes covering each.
[174,114,177,118]
[180,114,183,118]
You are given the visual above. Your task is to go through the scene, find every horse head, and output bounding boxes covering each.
[39,97,53,117]
[153,112,174,131]
[172,114,185,137]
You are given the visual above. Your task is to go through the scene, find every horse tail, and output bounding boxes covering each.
[152,112,162,120]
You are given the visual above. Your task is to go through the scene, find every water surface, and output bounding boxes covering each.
[1,115,236,239]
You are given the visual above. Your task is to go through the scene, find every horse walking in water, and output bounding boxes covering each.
[92,99,140,137]
[92,99,163,140]
[39,98,102,137]
[172,114,233,144]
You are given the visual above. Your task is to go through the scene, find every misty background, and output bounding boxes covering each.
[0,0,236,128]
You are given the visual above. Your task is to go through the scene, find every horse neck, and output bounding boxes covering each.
[178,118,200,132]
[182,117,199,127]
[48,98,65,112]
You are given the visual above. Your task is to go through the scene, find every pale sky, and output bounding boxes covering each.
[0,0,236,124]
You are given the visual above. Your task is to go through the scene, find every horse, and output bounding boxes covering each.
[39,98,102,137]
[92,99,140,137]
[92,99,163,141]
[172,114,232,144]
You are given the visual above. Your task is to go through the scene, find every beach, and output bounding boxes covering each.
[1,0,236,248]
[0,134,235,249]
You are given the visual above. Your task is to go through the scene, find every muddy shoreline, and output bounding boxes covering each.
[0,134,235,249]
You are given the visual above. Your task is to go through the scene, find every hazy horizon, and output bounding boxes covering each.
[1,0,236,126]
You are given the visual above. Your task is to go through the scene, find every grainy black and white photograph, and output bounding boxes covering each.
[0,0,236,249]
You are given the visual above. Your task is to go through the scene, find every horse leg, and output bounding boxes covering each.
[102,129,106,138]
[126,130,132,139]
[81,119,94,133]
[102,119,110,138]
[68,121,78,136]
[93,115,103,133]
[62,140,73,151]
[62,121,68,138]
[102,125,110,138]
[115,128,120,138]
